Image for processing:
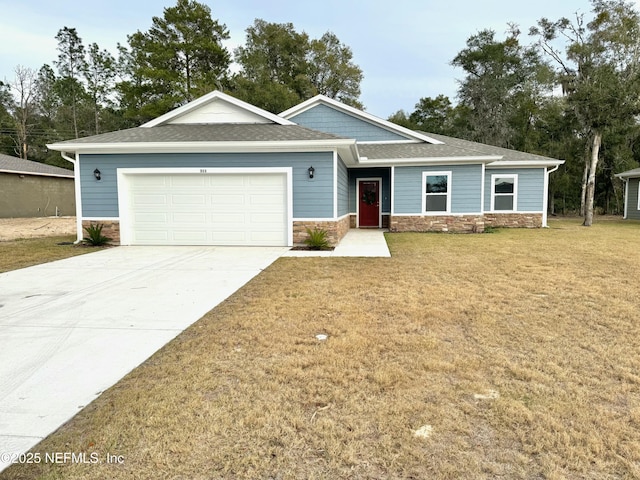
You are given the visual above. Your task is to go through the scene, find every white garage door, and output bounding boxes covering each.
[123,172,288,246]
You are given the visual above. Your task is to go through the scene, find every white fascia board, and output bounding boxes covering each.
[615,171,640,179]
[141,90,295,127]
[47,139,355,155]
[355,156,502,167]
[280,95,444,145]
[487,159,564,168]
[0,169,73,178]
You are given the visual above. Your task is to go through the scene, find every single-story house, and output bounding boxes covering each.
[0,153,75,218]
[47,91,564,246]
[615,168,640,220]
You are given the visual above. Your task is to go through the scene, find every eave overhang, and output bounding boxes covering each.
[487,159,565,168]
[47,139,360,164]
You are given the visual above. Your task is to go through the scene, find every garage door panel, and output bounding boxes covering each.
[133,176,168,187]
[212,231,247,242]
[172,231,208,242]
[211,194,245,208]
[250,193,284,207]
[133,194,167,206]
[125,172,288,246]
[210,175,245,187]
[251,231,285,242]
[134,212,168,223]
[171,194,206,205]
[215,212,247,224]
[250,212,285,224]
[133,230,170,242]
[171,176,205,187]
[172,212,207,224]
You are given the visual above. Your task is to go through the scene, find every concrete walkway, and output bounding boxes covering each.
[283,228,391,257]
[0,246,287,473]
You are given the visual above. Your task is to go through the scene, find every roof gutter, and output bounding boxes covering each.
[60,151,83,244]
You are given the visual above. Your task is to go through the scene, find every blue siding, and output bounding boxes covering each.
[337,156,349,216]
[290,104,409,142]
[484,168,545,212]
[393,165,483,214]
[79,152,334,218]
[349,168,391,213]
[628,178,640,220]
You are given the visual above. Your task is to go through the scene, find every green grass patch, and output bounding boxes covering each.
[0,235,99,273]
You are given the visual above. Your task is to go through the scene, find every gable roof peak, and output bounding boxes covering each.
[141,90,295,128]
[280,95,444,145]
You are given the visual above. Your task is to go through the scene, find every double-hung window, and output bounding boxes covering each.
[423,172,451,214]
[491,174,518,211]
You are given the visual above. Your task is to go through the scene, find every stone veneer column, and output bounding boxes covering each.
[82,220,120,243]
[293,216,351,246]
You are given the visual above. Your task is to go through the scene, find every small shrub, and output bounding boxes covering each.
[83,223,111,246]
[304,227,331,250]
[483,225,499,234]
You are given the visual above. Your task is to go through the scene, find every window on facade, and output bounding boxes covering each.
[492,175,517,211]
[424,172,450,213]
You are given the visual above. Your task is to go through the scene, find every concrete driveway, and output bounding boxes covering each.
[0,245,287,472]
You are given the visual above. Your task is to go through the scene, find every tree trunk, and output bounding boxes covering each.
[580,141,590,217]
[583,131,602,226]
[72,91,78,138]
[94,93,100,135]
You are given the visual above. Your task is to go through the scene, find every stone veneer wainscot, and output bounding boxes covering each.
[293,216,351,246]
[389,215,485,233]
[484,213,543,228]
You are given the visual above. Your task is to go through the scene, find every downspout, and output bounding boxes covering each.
[543,165,560,228]
[60,152,83,244]
[623,178,629,219]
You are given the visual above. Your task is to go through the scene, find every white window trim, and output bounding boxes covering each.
[491,174,518,212]
[422,171,452,215]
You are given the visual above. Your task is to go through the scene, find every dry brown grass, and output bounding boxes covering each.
[3,218,640,479]
[0,236,97,273]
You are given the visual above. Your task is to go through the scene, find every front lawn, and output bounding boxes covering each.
[4,219,640,479]
[0,236,97,273]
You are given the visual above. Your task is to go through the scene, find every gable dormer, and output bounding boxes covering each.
[281,95,443,144]
[142,90,295,127]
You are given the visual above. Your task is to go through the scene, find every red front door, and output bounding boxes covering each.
[359,180,380,227]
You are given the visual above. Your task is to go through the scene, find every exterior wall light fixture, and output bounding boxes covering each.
[308,166,315,179]
[94,168,101,180]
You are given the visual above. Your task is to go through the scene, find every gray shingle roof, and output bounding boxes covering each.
[422,132,562,163]
[616,167,640,178]
[358,142,494,160]
[0,154,73,178]
[51,124,347,145]
[359,132,562,164]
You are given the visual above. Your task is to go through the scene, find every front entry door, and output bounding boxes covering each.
[358,180,380,227]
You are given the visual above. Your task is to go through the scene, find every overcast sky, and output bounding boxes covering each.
[0,0,634,119]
